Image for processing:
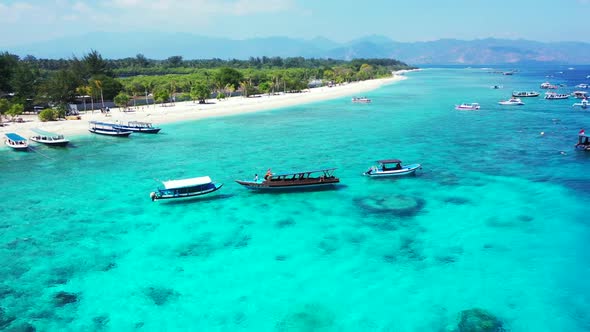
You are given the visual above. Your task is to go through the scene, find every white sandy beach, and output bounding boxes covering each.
[1,73,410,138]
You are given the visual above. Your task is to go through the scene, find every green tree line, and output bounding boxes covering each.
[0,50,415,120]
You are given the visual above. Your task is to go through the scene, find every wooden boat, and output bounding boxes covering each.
[235,168,339,191]
[352,97,371,104]
[512,91,540,98]
[363,159,421,177]
[455,103,480,111]
[150,176,223,201]
[112,121,161,134]
[575,130,590,151]
[4,133,28,151]
[30,128,69,146]
[498,98,525,105]
[544,92,569,100]
[88,121,132,137]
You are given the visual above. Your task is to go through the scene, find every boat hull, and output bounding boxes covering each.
[30,137,70,146]
[89,128,132,137]
[235,178,339,191]
[112,126,161,134]
[152,183,223,200]
[5,142,29,151]
[363,164,422,177]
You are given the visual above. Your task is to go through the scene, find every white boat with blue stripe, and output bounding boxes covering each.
[363,159,422,177]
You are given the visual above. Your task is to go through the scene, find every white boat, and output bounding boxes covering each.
[89,121,132,137]
[4,133,29,150]
[150,176,223,201]
[498,98,525,105]
[575,84,589,89]
[363,159,422,177]
[573,99,589,109]
[575,130,590,151]
[545,92,569,100]
[540,82,558,89]
[572,91,589,99]
[352,97,371,104]
[455,103,480,111]
[491,85,503,89]
[30,128,69,146]
[512,91,540,98]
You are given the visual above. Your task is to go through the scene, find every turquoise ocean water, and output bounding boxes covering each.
[1,68,589,331]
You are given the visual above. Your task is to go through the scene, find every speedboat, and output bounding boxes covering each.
[545,92,569,100]
[575,84,589,89]
[498,98,524,105]
[150,176,223,201]
[455,103,480,111]
[540,82,558,89]
[512,91,540,98]
[363,159,422,177]
[572,91,589,99]
[491,85,503,89]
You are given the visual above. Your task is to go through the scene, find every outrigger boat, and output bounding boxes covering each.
[498,98,525,105]
[235,168,339,191]
[113,121,161,134]
[363,159,422,177]
[30,128,69,146]
[352,97,372,104]
[150,176,223,201]
[4,133,28,151]
[512,91,540,98]
[88,121,132,137]
[572,99,589,109]
[455,103,480,111]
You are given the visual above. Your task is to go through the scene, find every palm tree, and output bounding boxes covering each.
[93,79,104,109]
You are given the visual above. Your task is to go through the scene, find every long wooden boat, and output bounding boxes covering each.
[235,168,339,191]
[88,121,132,137]
[30,128,69,146]
[150,176,223,201]
[363,159,422,177]
[4,133,28,151]
[113,121,161,134]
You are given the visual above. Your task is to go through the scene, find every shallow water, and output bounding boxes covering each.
[1,67,589,331]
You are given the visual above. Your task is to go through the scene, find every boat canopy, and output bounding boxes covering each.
[5,133,26,141]
[89,121,116,126]
[162,176,212,189]
[271,168,337,177]
[377,159,402,164]
[31,128,60,136]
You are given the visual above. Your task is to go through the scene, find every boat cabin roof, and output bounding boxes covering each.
[31,128,60,136]
[162,176,212,189]
[579,134,590,139]
[89,121,116,126]
[5,133,26,141]
[272,168,337,177]
[377,159,402,164]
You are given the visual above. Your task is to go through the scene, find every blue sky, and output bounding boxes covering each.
[1,0,589,46]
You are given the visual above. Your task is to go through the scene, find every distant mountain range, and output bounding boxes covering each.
[5,33,590,65]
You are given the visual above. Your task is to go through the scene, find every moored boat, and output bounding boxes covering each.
[88,121,132,137]
[575,83,589,89]
[150,176,223,201]
[575,129,590,151]
[544,92,569,100]
[572,99,589,109]
[113,121,161,134]
[572,91,589,99]
[512,91,540,98]
[498,98,525,105]
[455,103,480,111]
[235,168,339,191]
[30,128,69,146]
[540,82,558,89]
[352,97,371,104]
[363,159,422,177]
[4,133,28,151]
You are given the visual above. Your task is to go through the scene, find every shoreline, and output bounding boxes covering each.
[0,73,412,139]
